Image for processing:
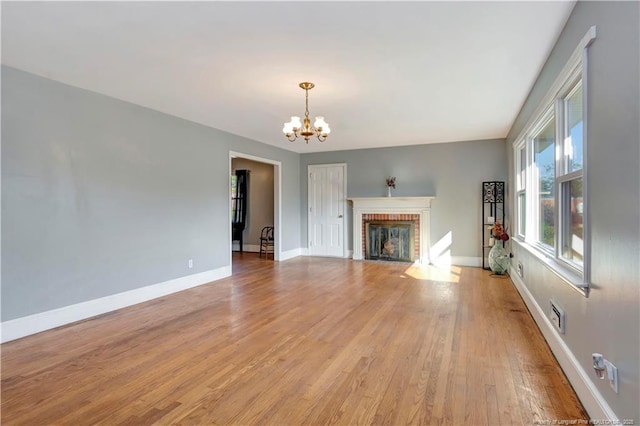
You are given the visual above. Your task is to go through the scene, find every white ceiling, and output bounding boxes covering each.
[1,1,575,154]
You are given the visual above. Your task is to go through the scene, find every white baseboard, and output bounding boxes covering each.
[280,248,302,261]
[299,248,353,259]
[232,243,297,260]
[509,266,618,421]
[431,255,482,268]
[1,266,231,343]
[308,251,472,264]
[451,256,482,267]
[232,243,260,253]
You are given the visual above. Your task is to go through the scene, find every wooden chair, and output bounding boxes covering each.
[259,226,274,259]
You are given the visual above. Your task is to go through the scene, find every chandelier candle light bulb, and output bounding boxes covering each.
[283,82,330,143]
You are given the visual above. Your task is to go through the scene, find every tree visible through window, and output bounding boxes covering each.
[533,116,556,248]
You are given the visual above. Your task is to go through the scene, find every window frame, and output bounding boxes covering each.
[556,77,585,272]
[514,142,527,240]
[530,107,557,254]
[512,27,596,296]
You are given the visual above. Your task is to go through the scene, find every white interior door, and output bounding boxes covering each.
[308,164,346,257]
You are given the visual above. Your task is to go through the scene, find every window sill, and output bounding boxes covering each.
[511,238,589,297]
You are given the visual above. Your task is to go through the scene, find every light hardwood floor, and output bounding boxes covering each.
[1,254,587,425]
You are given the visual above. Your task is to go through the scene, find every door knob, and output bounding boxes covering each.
[338,215,343,218]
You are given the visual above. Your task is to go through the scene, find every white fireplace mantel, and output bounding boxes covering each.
[348,197,435,263]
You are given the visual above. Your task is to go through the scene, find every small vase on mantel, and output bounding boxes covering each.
[385,176,396,197]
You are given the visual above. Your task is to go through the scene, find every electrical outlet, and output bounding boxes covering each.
[188,259,193,269]
[592,353,619,393]
[550,300,565,334]
[517,261,524,278]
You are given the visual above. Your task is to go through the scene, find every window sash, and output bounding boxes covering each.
[532,112,556,251]
[514,140,527,240]
[517,145,526,191]
[557,79,584,179]
[517,190,526,239]
[558,175,584,269]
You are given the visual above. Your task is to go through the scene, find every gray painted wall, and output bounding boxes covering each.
[1,66,300,321]
[300,139,507,261]
[506,1,639,419]
[231,158,274,248]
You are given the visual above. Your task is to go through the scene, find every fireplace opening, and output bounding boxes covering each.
[365,221,415,262]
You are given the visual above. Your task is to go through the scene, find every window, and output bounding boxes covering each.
[558,80,584,267]
[515,144,526,238]
[532,112,556,249]
[513,27,595,292]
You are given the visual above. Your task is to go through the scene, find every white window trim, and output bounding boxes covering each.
[515,142,527,239]
[512,26,596,296]
[555,78,585,273]
[529,106,556,256]
[513,139,527,241]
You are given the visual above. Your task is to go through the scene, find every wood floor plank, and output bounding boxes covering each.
[1,254,588,425]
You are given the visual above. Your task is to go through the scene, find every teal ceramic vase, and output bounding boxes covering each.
[488,242,509,275]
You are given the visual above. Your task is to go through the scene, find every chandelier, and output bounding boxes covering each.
[283,82,330,143]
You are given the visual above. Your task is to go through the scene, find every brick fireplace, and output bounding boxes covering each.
[348,197,434,264]
[363,215,419,262]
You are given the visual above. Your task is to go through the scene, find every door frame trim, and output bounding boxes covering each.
[307,163,348,258]
[229,151,282,268]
